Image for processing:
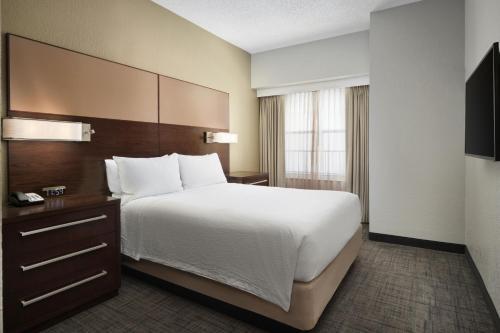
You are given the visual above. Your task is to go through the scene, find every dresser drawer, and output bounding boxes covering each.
[4,204,117,254]
[2,195,121,332]
[4,267,117,333]
[5,232,119,295]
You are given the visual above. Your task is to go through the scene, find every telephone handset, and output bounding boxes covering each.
[9,192,45,207]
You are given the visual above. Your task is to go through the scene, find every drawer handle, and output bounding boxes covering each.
[20,243,108,272]
[248,179,268,185]
[19,214,107,237]
[20,270,108,307]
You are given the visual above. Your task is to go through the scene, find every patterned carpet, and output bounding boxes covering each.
[44,227,497,332]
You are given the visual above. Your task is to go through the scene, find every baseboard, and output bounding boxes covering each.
[368,232,465,253]
[465,247,500,332]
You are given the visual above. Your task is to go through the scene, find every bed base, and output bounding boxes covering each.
[122,225,362,331]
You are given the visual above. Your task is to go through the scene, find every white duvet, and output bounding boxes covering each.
[121,183,361,311]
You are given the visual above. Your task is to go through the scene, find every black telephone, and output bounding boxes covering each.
[9,192,45,207]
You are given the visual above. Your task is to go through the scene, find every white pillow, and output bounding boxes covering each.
[178,153,227,189]
[105,159,122,195]
[113,154,183,201]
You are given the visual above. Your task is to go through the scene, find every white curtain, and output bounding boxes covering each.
[284,92,315,180]
[284,88,346,190]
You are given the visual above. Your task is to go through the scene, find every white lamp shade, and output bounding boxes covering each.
[2,117,94,141]
[212,132,238,144]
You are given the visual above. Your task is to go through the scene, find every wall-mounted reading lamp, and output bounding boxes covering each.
[2,117,95,142]
[204,132,238,144]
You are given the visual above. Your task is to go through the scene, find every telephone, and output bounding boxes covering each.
[9,192,45,207]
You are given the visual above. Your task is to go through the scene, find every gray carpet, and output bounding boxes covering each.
[44,227,497,332]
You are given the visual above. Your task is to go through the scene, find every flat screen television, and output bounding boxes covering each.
[465,42,500,160]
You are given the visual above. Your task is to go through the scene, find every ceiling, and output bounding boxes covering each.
[151,0,421,54]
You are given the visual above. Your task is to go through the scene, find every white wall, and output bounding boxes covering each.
[251,31,369,89]
[370,0,465,243]
[464,0,500,314]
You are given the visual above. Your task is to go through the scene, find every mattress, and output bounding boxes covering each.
[121,183,361,311]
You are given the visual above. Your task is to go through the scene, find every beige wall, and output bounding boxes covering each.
[465,0,500,315]
[2,0,259,173]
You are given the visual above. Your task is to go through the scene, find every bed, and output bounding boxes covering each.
[120,182,362,330]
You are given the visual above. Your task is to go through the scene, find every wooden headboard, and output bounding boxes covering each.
[6,34,230,196]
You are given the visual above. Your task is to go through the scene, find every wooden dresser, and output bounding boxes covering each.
[2,195,121,332]
[226,172,269,186]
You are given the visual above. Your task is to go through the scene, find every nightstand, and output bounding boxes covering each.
[2,195,121,333]
[226,171,269,186]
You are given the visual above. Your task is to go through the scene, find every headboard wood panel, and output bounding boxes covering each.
[7,111,160,196]
[6,34,231,196]
[159,124,230,173]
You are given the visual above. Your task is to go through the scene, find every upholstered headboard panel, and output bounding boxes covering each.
[6,34,230,196]
[9,35,159,123]
[159,75,229,129]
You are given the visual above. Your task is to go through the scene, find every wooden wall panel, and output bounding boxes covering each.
[159,76,229,129]
[6,35,232,196]
[7,111,159,196]
[8,35,158,123]
[159,124,229,173]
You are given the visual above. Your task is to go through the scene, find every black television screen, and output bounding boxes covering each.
[465,42,499,160]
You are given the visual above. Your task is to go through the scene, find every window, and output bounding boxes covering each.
[284,88,346,181]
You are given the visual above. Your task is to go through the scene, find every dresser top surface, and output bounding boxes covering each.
[227,171,268,178]
[2,195,119,222]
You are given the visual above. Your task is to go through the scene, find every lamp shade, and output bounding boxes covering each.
[204,131,238,144]
[212,132,238,143]
[2,117,94,141]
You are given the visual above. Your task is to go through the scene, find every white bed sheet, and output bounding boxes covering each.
[121,183,360,311]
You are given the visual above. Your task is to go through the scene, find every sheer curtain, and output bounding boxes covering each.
[284,88,346,190]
